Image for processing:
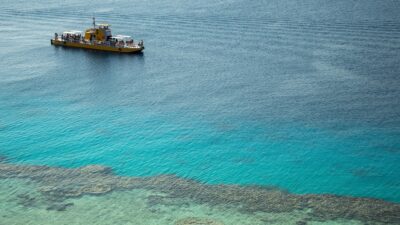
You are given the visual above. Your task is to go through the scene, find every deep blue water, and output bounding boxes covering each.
[1,0,400,202]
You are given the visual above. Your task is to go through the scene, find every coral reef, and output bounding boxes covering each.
[16,194,37,207]
[46,202,74,211]
[0,162,399,224]
[175,217,224,225]
[0,155,7,162]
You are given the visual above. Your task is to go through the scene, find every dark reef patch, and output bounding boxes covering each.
[0,155,7,162]
[0,162,399,224]
[175,217,224,225]
[350,167,382,178]
[146,194,189,208]
[46,202,74,211]
[231,157,255,165]
[295,221,308,225]
[16,194,37,207]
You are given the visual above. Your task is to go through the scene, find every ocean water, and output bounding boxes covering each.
[1,0,400,224]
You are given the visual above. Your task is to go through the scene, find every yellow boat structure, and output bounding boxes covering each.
[51,17,144,53]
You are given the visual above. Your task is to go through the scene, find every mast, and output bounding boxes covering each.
[92,17,96,28]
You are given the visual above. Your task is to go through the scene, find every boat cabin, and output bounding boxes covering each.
[84,23,112,42]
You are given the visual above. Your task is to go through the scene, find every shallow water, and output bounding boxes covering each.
[0,178,364,225]
[1,0,400,223]
[1,163,395,224]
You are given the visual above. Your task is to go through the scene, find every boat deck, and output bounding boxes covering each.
[51,38,144,53]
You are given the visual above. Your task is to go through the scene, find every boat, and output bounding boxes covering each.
[51,17,144,53]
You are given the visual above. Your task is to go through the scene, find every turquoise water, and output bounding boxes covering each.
[1,0,400,205]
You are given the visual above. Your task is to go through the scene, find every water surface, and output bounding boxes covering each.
[0,0,400,223]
